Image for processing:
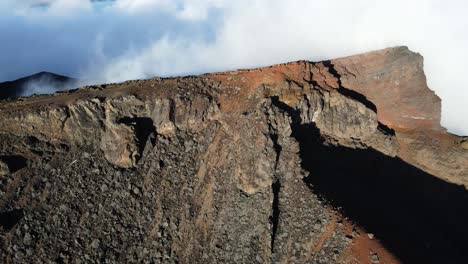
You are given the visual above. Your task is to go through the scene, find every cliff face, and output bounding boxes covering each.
[0,47,466,263]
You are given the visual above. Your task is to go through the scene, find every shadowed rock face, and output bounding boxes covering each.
[0,47,466,263]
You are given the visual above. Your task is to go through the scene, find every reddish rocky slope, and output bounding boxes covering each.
[0,47,466,263]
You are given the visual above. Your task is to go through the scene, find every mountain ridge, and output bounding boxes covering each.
[0,71,77,100]
[0,46,466,263]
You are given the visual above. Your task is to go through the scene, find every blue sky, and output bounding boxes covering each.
[0,0,467,135]
[0,0,221,80]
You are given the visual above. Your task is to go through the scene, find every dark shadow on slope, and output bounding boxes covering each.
[298,128,468,263]
[271,96,468,264]
[0,209,24,231]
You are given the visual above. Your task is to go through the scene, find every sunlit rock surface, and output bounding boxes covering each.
[0,47,466,263]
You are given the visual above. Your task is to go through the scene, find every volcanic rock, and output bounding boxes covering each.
[0,47,466,263]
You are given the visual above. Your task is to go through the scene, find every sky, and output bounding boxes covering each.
[0,0,466,135]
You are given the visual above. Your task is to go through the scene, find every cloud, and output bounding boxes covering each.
[2,0,92,15]
[0,0,467,135]
[21,74,81,96]
[114,0,175,14]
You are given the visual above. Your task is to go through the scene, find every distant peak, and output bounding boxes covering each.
[29,71,72,79]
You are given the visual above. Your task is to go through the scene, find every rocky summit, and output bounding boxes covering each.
[0,47,467,263]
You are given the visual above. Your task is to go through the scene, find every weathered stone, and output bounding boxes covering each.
[0,160,9,176]
[0,47,466,263]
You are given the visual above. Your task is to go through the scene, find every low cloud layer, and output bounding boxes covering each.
[0,0,467,135]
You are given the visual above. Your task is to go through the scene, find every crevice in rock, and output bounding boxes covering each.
[337,87,377,113]
[270,96,322,144]
[269,133,282,170]
[270,179,281,252]
[271,96,301,124]
[377,122,396,136]
[321,60,377,113]
[0,209,24,231]
[269,95,321,255]
[26,136,40,145]
[0,155,28,173]
[117,117,156,163]
[169,99,176,123]
[265,101,285,253]
[322,60,343,88]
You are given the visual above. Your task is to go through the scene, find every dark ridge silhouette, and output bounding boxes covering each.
[271,95,468,263]
[0,72,77,100]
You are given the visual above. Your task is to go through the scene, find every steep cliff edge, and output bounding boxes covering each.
[0,47,466,263]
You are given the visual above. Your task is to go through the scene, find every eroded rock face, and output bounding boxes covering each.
[0,47,466,263]
[332,47,442,131]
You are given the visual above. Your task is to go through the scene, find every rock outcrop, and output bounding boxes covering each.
[0,47,466,263]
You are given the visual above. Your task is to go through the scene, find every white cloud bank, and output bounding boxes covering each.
[0,0,467,135]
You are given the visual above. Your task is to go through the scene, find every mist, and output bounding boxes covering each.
[0,0,466,135]
[21,74,81,97]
